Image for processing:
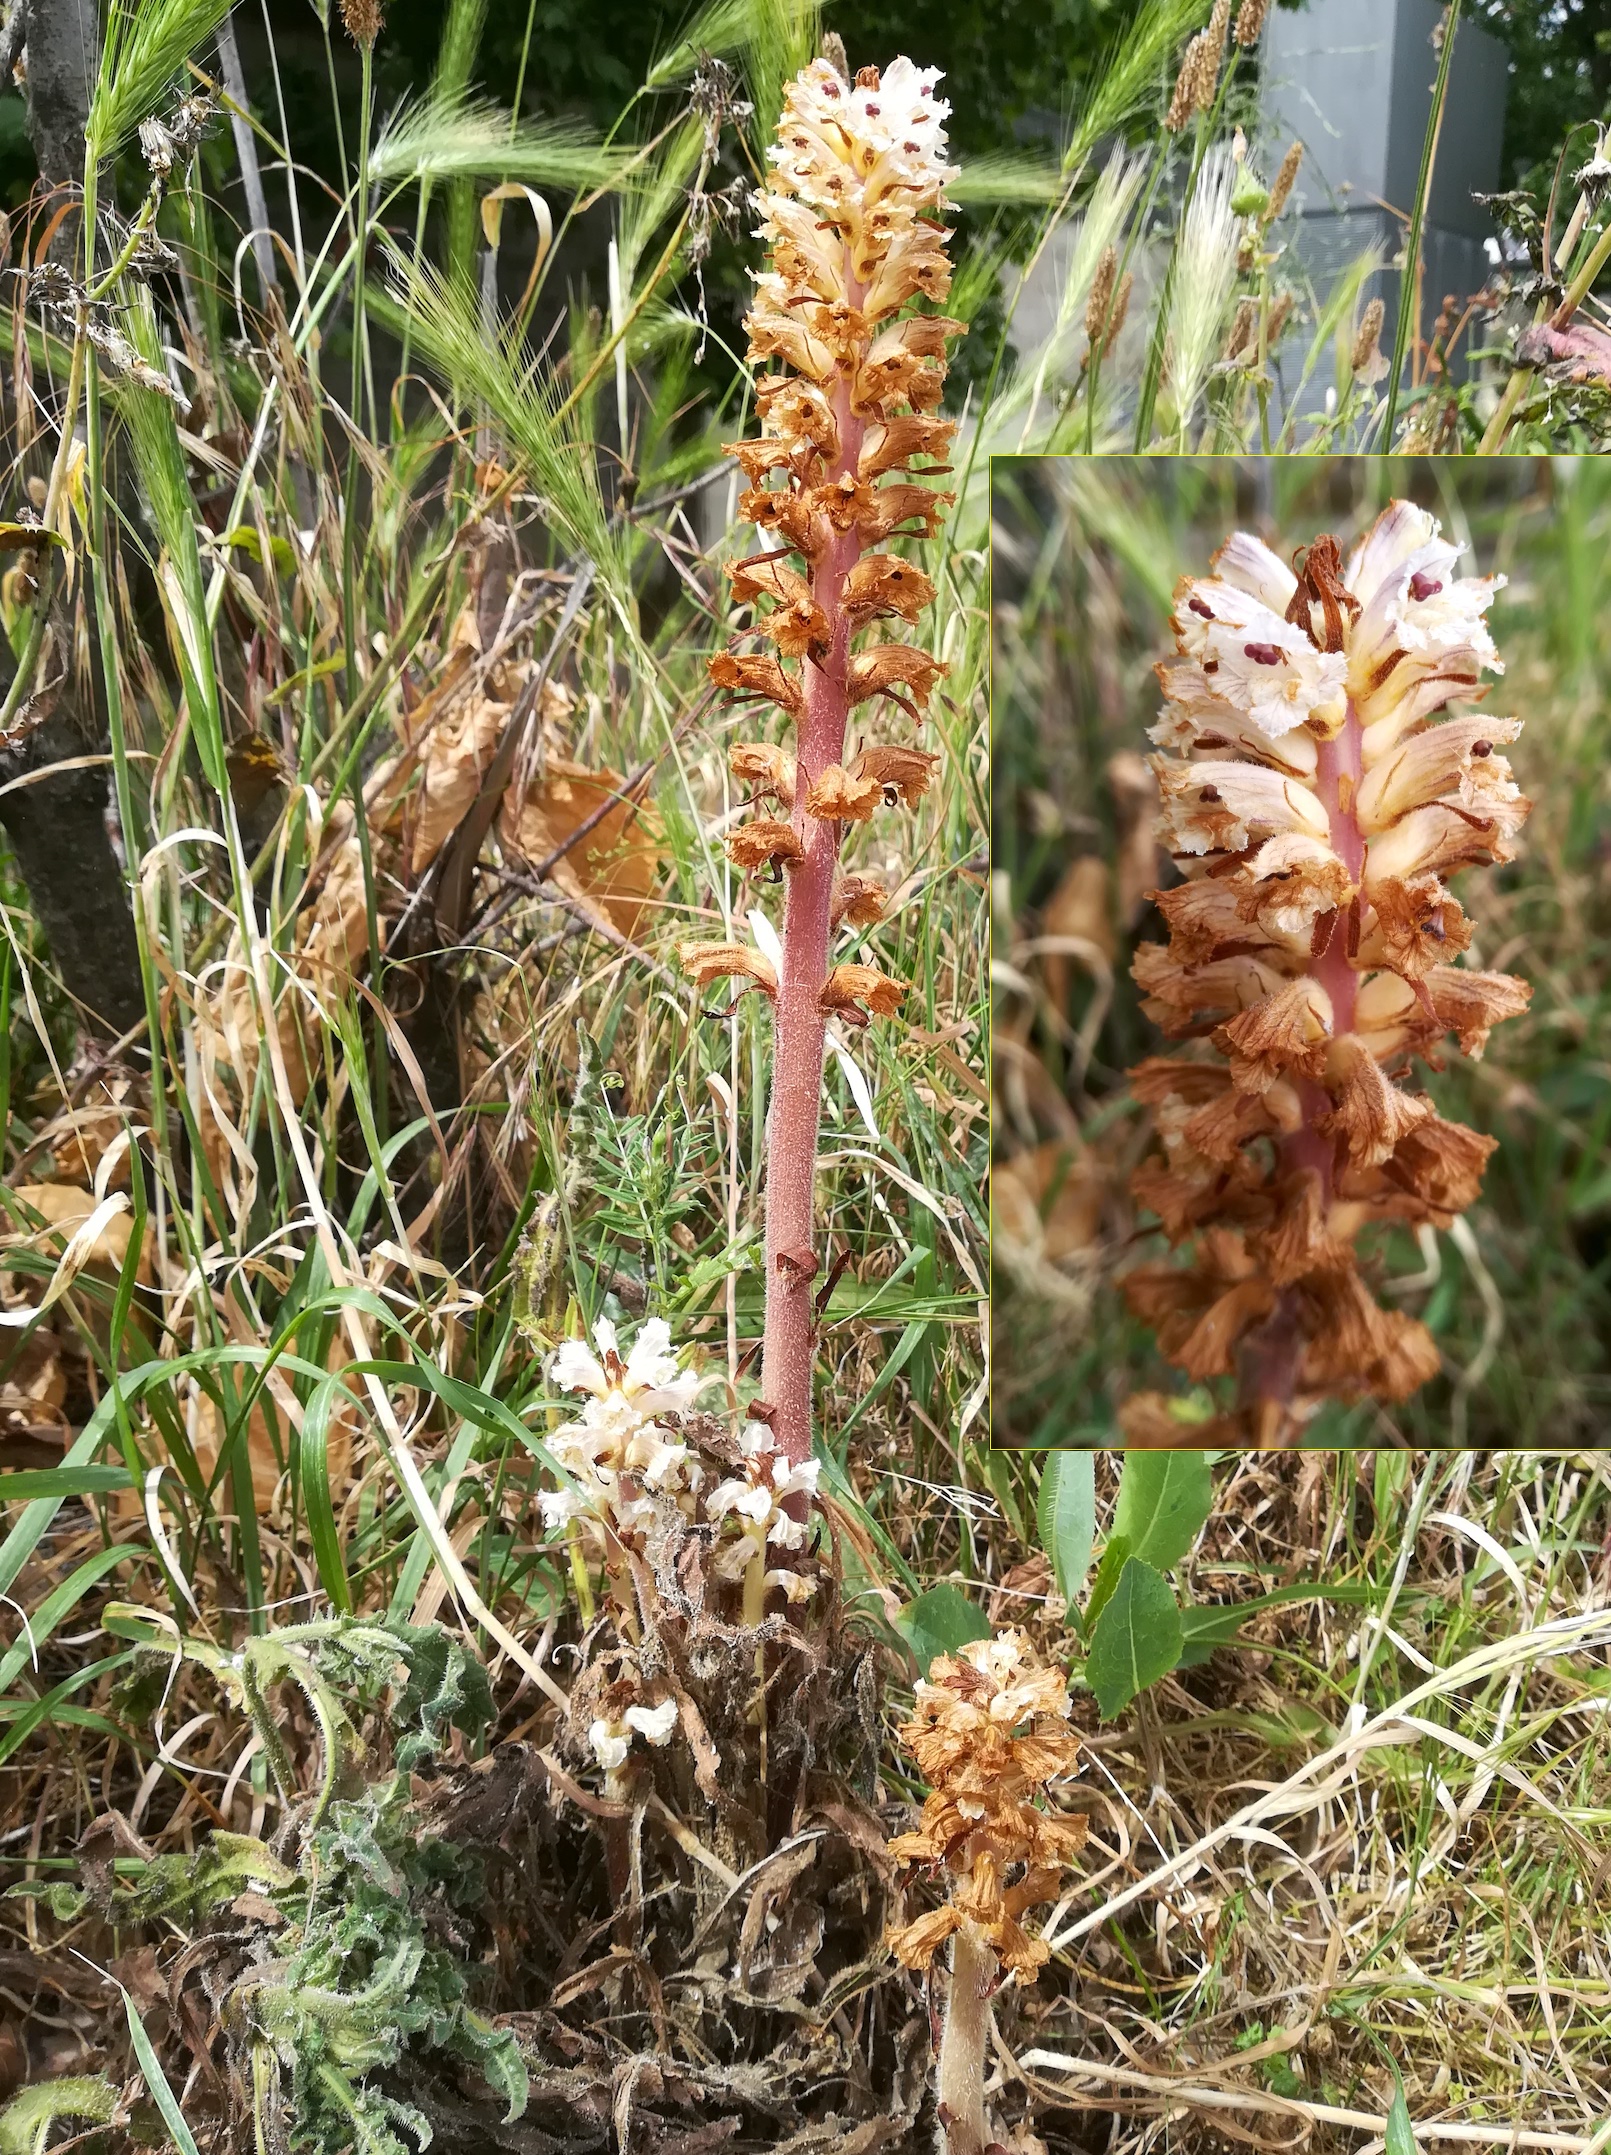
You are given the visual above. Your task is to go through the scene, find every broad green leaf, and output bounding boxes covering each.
[1111,1450,1212,1572]
[1085,1558,1182,1720]
[1036,1450,1096,1608]
[897,1584,992,1677]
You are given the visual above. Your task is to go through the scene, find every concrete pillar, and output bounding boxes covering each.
[1261,0,1509,376]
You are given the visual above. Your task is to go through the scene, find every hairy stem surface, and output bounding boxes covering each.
[759,287,866,1468]
[936,1921,994,2155]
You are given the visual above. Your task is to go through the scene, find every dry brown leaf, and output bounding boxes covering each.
[0,1328,68,1453]
[40,1074,140,1191]
[408,693,511,876]
[1040,855,1113,1011]
[7,1182,153,1289]
[991,1143,1105,1264]
[501,758,661,939]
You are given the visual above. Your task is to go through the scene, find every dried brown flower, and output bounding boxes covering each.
[678,941,778,998]
[340,0,384,49]
[1234,0,1270,45]
[1125,502,1530,1440]
[725,818,805,872]
[819,961,906,1022]
[887,1632,1088,2155]
[1265,141,1302,224]
[888,1630,1087,1977]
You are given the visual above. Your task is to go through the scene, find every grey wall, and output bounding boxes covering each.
[1262,0,1509,377]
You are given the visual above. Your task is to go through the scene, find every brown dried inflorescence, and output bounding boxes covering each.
[887,1631,1088,2155]
[1125,502,1530,1442]
[681,53,962,1465]
[887,1630,1087,1980]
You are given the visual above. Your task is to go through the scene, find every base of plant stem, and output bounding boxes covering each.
[936,1922,996,2155]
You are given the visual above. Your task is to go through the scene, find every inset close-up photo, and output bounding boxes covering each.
[992,457,1611,1449]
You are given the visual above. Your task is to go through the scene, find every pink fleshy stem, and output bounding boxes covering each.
[759,354,867,1470]
[1244,697,1367,1426]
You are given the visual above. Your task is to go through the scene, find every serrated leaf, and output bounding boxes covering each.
[1036,1450,1095,1609]
[1111,1450,1212,1572]
[1085,1558,1182,1720]
[896,1584,992,1676]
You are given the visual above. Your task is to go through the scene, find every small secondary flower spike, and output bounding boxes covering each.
[681,54,962,1466]
[887,1632,1088,2155]
[541,1315,823,1776]
[1126,501,1530,1442]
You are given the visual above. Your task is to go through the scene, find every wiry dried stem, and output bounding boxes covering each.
[682,55,961,1464]
[1125,504,1531,1443]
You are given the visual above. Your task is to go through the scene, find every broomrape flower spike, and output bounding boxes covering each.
[705,1420,821,1603]
[681,54,962,1468]
[1125,501,1531,1444]
[887,1631,1088,2155]
[540,1316,706,1544]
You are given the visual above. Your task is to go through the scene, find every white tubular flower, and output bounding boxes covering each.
[1154,755,1334,854]
[540,1315,706,1541]
[762,56,959,322]
[1172,574,1348,739]
[707,1420,821,1581]
[548,1315,703,1420]
[588,1698,680,1774]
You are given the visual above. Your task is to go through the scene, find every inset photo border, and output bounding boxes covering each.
[991,456,1610,1450]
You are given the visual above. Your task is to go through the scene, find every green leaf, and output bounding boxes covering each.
[1036,1450,1096,1608]
[1085,1558,1182,1720]
[4,1879,90,1921]
[0,1466,133,1500]
[299,1373,358,1615]
[897,1584,993,1676]
[1176,1580,1375,1666]
[0,2076,117,2155]
[0,1542,133,1695]
[220,525,297,575]
[1083,1532,1133,1628]
[1111,1450,1212,1572]
[1385,2074,1418,2155]
[122,1983,202,2155]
